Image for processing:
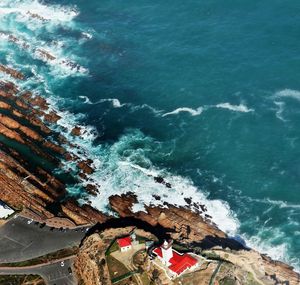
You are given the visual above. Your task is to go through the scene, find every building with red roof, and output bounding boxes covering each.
[153,240,198,278]
[117,236,132,252]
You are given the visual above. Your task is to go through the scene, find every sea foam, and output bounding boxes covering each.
[79,96,125,108]
[162,102,254,118]
[276,89,300,101]
[162,107,204,117]
[0,0,78,23]
[215,103,254,113]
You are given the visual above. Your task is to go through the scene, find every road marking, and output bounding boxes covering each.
[4,235,26,247]
[21,241,33,252]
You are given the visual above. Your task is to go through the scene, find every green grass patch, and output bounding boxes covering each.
[202,251,221,260]
[105,239,120,256]
[246,272,262,285]
[172,243,190,252]
[136,235,148,244]
[0,274,45,285]
[106,255,130,279]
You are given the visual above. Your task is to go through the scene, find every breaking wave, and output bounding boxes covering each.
[79,96,125,108]
[276,89,300,101]
[162,102,254,117]
[215,103,254,113]
[0,0,78,24]
[162,107,204,117]
[274,101,287,122]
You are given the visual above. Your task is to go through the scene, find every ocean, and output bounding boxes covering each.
[0,0,299,271]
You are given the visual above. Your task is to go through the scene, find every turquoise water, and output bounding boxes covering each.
[0,0,300,270]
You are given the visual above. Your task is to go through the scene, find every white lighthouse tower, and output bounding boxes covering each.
[161,240,173,265]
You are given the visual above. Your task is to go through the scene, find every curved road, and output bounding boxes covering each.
[0,256,76,285]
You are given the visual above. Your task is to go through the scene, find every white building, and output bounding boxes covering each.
[161,240,174,265]
[153,240,198,278]
[117,236,132,252]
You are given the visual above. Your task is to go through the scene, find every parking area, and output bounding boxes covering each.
[0,257,77,285]
[0,215,90,263]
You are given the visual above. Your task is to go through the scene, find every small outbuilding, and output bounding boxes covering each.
[117,236,132,252]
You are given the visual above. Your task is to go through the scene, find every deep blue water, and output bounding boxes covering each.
[0,0,300,270]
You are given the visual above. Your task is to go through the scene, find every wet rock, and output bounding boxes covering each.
[0,64,24,80]
[71,126,82,136]
[26,11,48,22]
[36,49,56,61]
[78,160,94,175]
[184,197,192,204]
[85,184,99,196]
[154,176,164,184]
[153,195,161,200]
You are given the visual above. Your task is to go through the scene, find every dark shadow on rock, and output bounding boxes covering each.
[193,235,250,251]
[82,216,174,246]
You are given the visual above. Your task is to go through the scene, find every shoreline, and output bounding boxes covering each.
[0,64,299,284]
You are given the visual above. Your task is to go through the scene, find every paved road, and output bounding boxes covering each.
[0,257,76,285]
[0,215,89,263]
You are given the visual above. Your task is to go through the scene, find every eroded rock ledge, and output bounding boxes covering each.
[0,66,298,284]
[0,78,106,225]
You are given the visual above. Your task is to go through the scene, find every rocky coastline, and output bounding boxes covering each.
[0,65,299,284]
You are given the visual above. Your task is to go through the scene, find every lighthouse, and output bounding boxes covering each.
[153,239,198,278]
[161,240,173,265]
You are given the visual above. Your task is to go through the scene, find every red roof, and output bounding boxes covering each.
[117,236,132,248]
[169,253,197,275]
[153,247,162,257]
[153,247,197,275]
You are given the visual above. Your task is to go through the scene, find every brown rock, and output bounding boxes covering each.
[78,160,94,175]
[71,126,82,136]
[0,64,24,80]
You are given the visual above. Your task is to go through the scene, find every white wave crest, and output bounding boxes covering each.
[274,101,287,122]
[89,155,239,235]
[276,89,300,101]
[130,104,163,116]
[162,107,204,117]
[250,197,300,209]
[79,96,92,104]
[41,98,239,236]
[104,98,125,108]
[79,96,126,108]
[215,103,254,113]
[81,32,93,40]
[244,227,300,272]
[0,30,88,77]
[0,0,78,23]
[79,97,164,114]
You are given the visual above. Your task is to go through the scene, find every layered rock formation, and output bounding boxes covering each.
[0,71,106,225]
[0,65,299,284]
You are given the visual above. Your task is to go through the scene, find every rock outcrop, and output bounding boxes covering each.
[0,79,106,225]
[0,67,298,285]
